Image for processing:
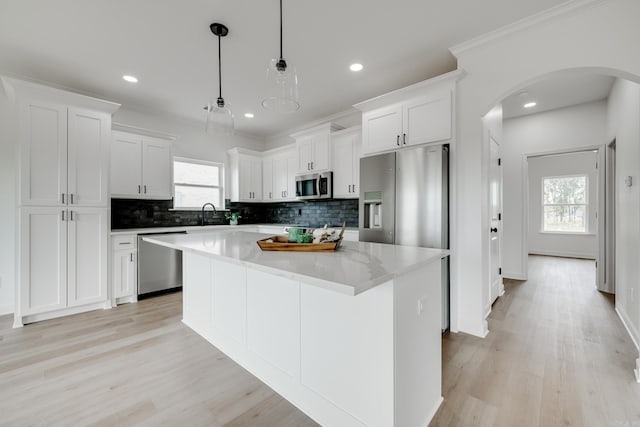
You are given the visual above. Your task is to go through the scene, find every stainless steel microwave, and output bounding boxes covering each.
[295,172,333,200]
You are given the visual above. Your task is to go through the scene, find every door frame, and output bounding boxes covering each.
[522,144,607,289]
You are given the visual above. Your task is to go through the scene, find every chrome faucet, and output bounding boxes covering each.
[201,202,217,226]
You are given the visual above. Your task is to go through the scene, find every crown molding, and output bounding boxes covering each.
[112,122,178,140]
[265,107,359,141]
[353,69,464,113]
[449,0,607,58]
[1,75,121,114]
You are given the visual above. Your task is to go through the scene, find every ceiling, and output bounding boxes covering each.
[502,73,615,119]
[0,0,569,137]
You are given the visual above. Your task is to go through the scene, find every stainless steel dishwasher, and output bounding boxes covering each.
[137,231,186,298]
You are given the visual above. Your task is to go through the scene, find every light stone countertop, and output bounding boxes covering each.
[142,230,448,296]
[111,224,358,236]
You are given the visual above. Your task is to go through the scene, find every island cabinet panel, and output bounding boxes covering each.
[182,253,212,335]
[300,281,395,427]
[246,269,300,378]
[211,259,246,344]
[394,260,442,427]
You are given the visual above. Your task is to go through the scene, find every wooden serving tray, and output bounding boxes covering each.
[257,235,342,252]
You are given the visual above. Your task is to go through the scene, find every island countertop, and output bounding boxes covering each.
[143,230,448,296]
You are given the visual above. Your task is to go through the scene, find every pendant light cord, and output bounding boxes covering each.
[218,34,223,101]
[279,0,283,61]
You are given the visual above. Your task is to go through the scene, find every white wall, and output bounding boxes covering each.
[527,151,598,259]
[607,78,640,352]
[451,0,640,337]
[0,91,16,315]
[502,101,607,277]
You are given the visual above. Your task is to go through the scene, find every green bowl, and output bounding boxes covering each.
[296,233,314,244]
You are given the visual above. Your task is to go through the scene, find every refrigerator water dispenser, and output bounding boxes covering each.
[363,191,383,229]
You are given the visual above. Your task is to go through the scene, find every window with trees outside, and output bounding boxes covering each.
[542,175,588,233]
[173,157,225,209]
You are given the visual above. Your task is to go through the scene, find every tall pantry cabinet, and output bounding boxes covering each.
[2,77,120,327]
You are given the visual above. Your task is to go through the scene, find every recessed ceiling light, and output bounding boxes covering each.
[122,75,138,83]
[524,102,537,108]
[349,63,363,72]
[244,113,254,118]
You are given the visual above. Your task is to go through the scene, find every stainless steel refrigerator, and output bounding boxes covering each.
[359,144,450,331]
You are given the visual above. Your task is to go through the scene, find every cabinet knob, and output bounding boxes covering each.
[144,185,147,194]
[403,133,406,145]
[396,135,400,146]
[61,210,66,221]
[138,185,141,194]
[61,193,66,204]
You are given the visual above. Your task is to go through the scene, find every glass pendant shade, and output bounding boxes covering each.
[205,101,234,135]
[262,58,300,113]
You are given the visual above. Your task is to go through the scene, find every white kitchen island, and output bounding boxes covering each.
[143,230,448,427]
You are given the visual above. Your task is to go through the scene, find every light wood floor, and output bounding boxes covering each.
[431,255,640,427]
[1,255,639,426]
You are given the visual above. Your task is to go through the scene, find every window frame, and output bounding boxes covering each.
[541,174,589,234]
[172,156,225,210]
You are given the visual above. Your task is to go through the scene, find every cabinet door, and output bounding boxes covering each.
[273,155,288,200]
[238,155,252,201]
[111,132,142,197]
[19,100,68,206]
[67,208,108,307]
[311,133,330,171]
[113,249,136,299]
[250,157,263,200]
[403,92,452,146]
[67,107,110,207]
[262,157,274,201]
[332,134,354,198]
[362,105,402,155]
[297,137,313,173]
[352,132,361,196]
[142,137,172,199]
[20,208,68,315]
[285,150,297,200]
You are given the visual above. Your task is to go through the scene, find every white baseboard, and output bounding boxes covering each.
[528,250,596,260]
[0,304,13,316]
[615,306,640,383]
[503,271,527,280]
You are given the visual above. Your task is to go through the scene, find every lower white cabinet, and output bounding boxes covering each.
[112,235,137,302]
[19,207,108,320]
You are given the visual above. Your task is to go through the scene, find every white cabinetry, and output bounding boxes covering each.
[20,207,108,316]
[355,75,457,156]
[262,147,297,202]
[227,148,262,202]
[111,131,173,199]
[4,76,119,327]
[291,123,342,173]
[112,235,137,303]
[331,126,361,198]
[18,101,110,207]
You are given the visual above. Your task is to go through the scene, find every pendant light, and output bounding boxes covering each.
[262,0,300,113]
[205,22,234,134]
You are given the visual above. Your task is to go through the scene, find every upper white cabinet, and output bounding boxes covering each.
[228,148,262,202]
[257,147,298,202]
[291,123,343,173]
[111,130,173,199]
[331,126,361,198]
[354,73,458,156]
[18,100,111,207]
[272,147,297,201]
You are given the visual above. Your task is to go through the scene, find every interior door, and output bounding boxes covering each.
[489,133,503,305]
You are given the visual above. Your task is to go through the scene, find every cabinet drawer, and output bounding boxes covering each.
[112,235,136,249]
